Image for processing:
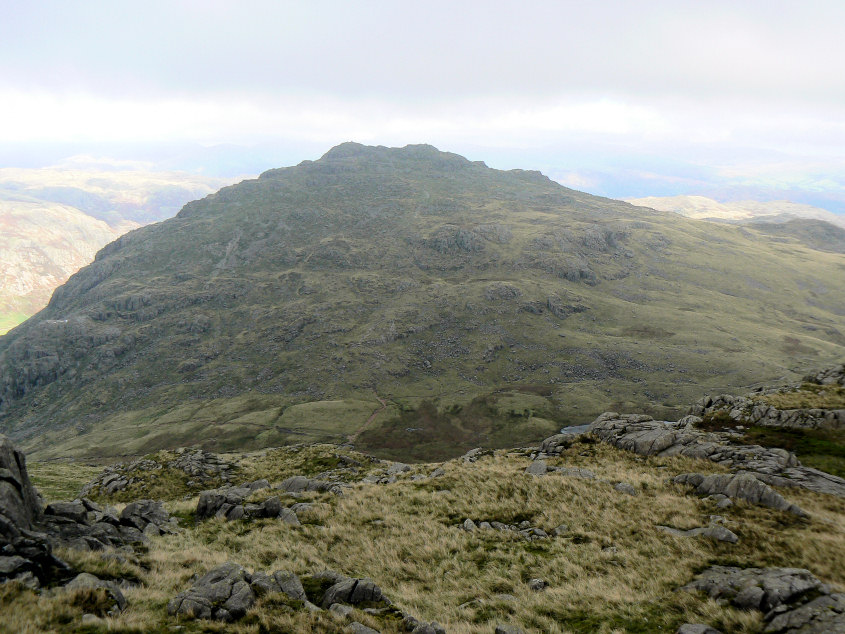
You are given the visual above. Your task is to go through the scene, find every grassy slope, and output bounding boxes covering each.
[0,312,27,336]
[17,441,845,633]
[1,144,844,461]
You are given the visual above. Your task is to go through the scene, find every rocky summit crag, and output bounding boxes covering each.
[1,143,844,461]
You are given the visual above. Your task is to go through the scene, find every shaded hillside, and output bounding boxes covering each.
[746,219,845,254]
[1,143,845,459]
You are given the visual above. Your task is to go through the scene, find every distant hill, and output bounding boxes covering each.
[627,195,845,229]
[0,166,233,225]
[0,196,136,334]
[1,143,844,460]
[0,167,236,334]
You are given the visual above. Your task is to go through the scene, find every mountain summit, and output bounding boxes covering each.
[1,144,844,460]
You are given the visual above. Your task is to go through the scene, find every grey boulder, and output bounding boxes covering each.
[167,562,256,621]
[65,572,128,614]
[674,472,805,516]
[677,625,722,634]
[321,578,391,609]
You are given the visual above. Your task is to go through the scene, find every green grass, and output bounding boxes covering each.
[756,383,845,410]
[357,393,562,461]
[27,461,103,502]
[0,311,28,335]
[27,396,385,461]
[743,426,845,478]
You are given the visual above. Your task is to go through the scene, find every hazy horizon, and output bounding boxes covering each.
[2,1,845,213]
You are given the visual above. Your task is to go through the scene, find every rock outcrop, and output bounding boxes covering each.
[656,520,739,543]
[804,364,845,387]
[673,472,806,516]
[1,434,178,590]
[80,448,234,497]
[682,566,845,633]
[40,496,178,551]
[196,485,302,526]
[1,434,72,587]
[580,413,845,499]
[168,563,445,628]
[0,435,43,532]
[690,393,844,430]
[276,475,345,495]
[460,517,557,540]
[167,562,265,622]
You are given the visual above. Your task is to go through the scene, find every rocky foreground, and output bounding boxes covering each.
[2,371,845,632]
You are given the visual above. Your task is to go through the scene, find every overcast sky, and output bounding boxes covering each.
[2,0,844,211]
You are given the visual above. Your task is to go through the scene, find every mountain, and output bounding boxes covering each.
[626,194,845,228]
[1,143,844,460]
[0,195,136,334]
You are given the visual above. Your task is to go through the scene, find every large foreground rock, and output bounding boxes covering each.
[0,435,42,536]
[682,566,845,633]
[1,434,179,589]
[0,434,72,587]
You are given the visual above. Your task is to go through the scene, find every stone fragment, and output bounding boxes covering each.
[524,460,547,475]
[44,501,88,524]
[614,482,638,496]
[250,570,306,601]
[677,625,722,634]
[65,572,128,614]
[167,562,255,622]
[330,603,354,619]
[386,463,410,475]
[528,578,547,591]
[555,467,596,479]
[347,623,379,634]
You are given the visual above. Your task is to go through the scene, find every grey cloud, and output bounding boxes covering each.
[2,1,845,106]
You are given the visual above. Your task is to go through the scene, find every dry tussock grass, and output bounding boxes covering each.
[2,440,842,633]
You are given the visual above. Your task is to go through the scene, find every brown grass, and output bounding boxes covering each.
[2,441,843,633]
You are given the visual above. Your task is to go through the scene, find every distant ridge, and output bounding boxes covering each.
[627,194,845,229]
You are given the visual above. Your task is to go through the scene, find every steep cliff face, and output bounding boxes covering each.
[1,143,844,459]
